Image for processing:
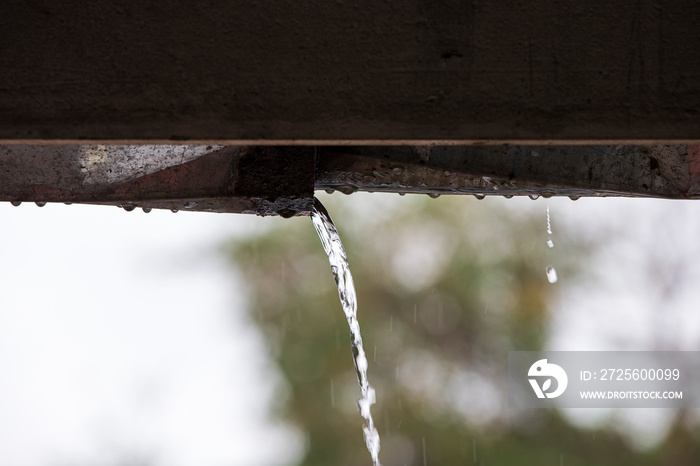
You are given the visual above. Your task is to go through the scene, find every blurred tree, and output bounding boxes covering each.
[227,194,694,466]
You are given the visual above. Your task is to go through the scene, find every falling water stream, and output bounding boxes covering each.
[310,198,382,465]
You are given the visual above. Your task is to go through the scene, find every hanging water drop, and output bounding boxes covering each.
[474,193,485,200]
[398,192,406,196]
[529,195,540,200]
[171,208,179,213]
[428,193,440,199]
[142,207,152,213]
[325,189,334,194]
[35,201,46,207]
[546,265,558,283]
[569,195,580,201]
[504,195,513,199]
[10,201,21,207]
[122,204,136,212]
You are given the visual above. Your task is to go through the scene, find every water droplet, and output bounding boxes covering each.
[64,202,72,205]
[428,193,440,199]
[398,192,406,196]
[330,380,335,408]
[569,195,580,201]
[325,189,334,194]
[529,195,540,200]
[547,238,554,248]
[142,207,152,213]
[474,193,485,200]
[504,195,513,199]
[542,192,553,198]
[171,209,179,213]
[546,265,558,283]
[122,204,136,212]
[336,185,358,195]
[35,202,46,207]
[10,201,21,207]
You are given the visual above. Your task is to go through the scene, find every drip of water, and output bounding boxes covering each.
[311,198,381,466]
[545,205,557,283]
[546,205,554,248]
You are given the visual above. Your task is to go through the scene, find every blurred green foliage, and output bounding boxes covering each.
[227,194,700,466]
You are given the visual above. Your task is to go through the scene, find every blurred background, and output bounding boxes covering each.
[1,192,700,465]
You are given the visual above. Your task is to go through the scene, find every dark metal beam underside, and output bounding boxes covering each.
[0,145,698,217]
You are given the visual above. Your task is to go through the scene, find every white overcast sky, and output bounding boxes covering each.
[0,194,699,465]
[0,203,303,466]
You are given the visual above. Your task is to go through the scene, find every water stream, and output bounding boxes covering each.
[310,198,382,465]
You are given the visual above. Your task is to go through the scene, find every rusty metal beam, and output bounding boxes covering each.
[0,145,698,218]
[0,145,315,216]
[316,145,700,199]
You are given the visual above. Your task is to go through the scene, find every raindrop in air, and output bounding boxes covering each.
[474,193,485,200]
[546,205,554,248]
[35,202,46,207]
[546,265,558,283]
[10,201,21,207]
